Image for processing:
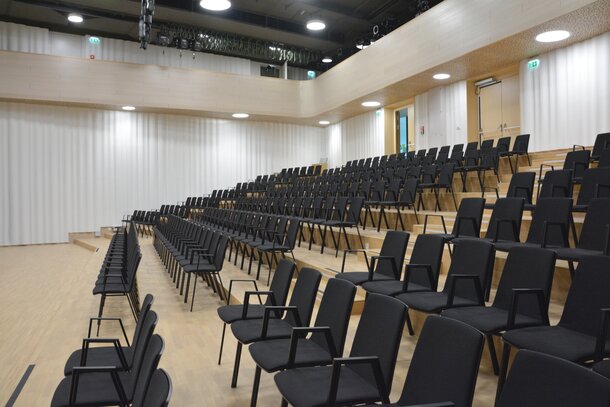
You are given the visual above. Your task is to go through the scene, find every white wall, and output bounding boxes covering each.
[0,101,325,246]
[414,81,468,150]
[521,31,610,152]
[325,110,385,168]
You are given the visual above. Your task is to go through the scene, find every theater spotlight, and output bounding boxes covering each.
[157,32,171,46]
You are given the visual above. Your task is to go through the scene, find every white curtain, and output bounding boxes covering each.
[0,101,325,246]
[325,111,385,168]
[521,31,610,152]
[414,81,468,150]
[0,21,251,76]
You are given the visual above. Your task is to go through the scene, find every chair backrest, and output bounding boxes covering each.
[480,139,494,151]
[496,350,610,407]
[427,147,438,159]
[311,278,356,355]
[385,178,402,201]
[213,235,230,269]
[506,171,535,204]
[397,316,484,407]
[484,198,524,242]
[130,311,159,381]
[437,162,456,187]
[131,335,165,405]
[538,169,573,199]
[439,145,451,154]
[512,134,530,154]
[599,150,610,168]
[578,198,610,251]
[496,136,511,154]
[417,149,427,158]
[576,167,610,206]
[466,141,479,152]
[376,231,410,279]
[525,197,572,246]
[266,259,296,307]
[407,234,445,291]
[559,255,610,336]
[284,218,300,249]
[443,240,495,301]
[346,197,364,225]
[349,294,407,394]
[451,198,485,238]
[286,267,322,327]
[421,165,437,184]
[563,150,591,179]
[399,178,419,204]
[491,247,557,316]
[463,148,480,167]
[592,132,610,159]
[134,369,172,407]
[452,144,464,153]
[131,294,155,353]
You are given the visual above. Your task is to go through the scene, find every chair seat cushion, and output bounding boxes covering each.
[182,263,217,273]
[51,371,134,407]
[335,272,394,286]
[92,284,132,295]
[274,365,382,407]
[231,318,293,344]
[361,280,430,297]
[593,360,610,379]
[217,304,269,323]
[63,347,134,376]
[249,339,331,373]
[394,291,478,313]
[503,325,610,362]
[441,306,543,334]
[257,244,290,252]
[553,247,604,261]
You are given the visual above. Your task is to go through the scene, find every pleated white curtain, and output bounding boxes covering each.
[0,102,325,246]
[0,21,252,76]
[414,81,468,150]
[325,111,385,168]
[521,32,610,152]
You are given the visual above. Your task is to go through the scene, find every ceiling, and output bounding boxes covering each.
[0,0,443,69]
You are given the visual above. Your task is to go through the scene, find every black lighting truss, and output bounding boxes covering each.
[157,23,322,68]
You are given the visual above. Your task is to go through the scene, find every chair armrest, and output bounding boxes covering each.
[595,308,610,362]
[423,214,447,234]
[369,256,399,281]
[541,221,569,248]
[69,366,128,407]
[572,144,586,151]
[242,291,277,318]
[227,279,260,306]
[341,249,370,273]
[262,306,300,338]
[538,163,555,180]
[80,338,129,371]
[287,326,337,368]
[507,288,549,330]
[327,356,389,405]
[87,317,130,345]
[403,264,436,291]
[447,274,484,307]
[493,219,520,243]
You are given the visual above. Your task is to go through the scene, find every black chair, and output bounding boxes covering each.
[593,359,610,379]
[216,259,296,364]
[336,230,409,285]
[392,178,420,229]
[424,198,485,245]
[506,134,531,173]
[499,255,610,390]
[442,246,557,375]
[394,239,495,333]
[369,316,485,407]
[453,198,524,246]
[255,217,300,284]
[63,294,155,375]
[376,178,403,231]
[133,369,172,407]
[599,149,610,168]
[529,169,573,210]
[274,294,407,407]
[248,278,356,407]
[496,350,610,407]
[493,197,572,253]
[590,132,610,162]
[485,171,535,210]
[573,167,610,212]
[229,268,322,388]
[322,196,365,256]
[553,198,610,276]
[51,332,164,407]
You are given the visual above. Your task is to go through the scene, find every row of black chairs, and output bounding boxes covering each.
[93,223,142,323]
[51,294,172,407]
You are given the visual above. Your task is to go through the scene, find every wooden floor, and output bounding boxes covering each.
[1,234,562,407]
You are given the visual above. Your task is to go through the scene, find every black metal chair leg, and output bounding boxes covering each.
[250,365,262,407]
[487,334,500,375]
[496,343,512,403]
[218,323,226,365]
[231,342,243,388]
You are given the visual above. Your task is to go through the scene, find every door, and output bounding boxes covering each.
[478,75,520,145]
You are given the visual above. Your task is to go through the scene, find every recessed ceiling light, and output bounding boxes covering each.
[322,57,333,63]
[433,73,451,80]
[122,106,136,111]
[306,20,326,31]
[362,101,381,107]
[319,120,330,125]
[535,30,571,43]
[67,13,83,23]
[200,0,231,11]
[232,113,249,119]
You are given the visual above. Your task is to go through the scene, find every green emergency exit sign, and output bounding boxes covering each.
[528,59,540,71]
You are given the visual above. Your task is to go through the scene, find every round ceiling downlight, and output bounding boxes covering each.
[361,101,381,108]
[122,106,136,111]
[232,113,249,119]
[200,0,231,11]
[535,30,570,43]
[433,73,451,80]
[319,120,330,125]
[306,20,326,31]
[67,13,84,23]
